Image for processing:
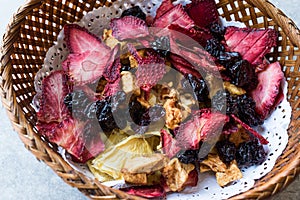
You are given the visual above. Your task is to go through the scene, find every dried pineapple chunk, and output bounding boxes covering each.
[162,158,195,192]
[200,154,227,173]
[89,135,155,180]
[216,161,243,187]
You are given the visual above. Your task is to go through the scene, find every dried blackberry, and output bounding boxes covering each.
[215,140,236,164]
[212,91,262,126]
[209,22,225,41]
[212,90,238,114]
[129,99,150,126]
[183,74,209,103]
[218,51,241,68]
[205,38,225,58]
[121,6,146,21]
[177,149,199,164]
[95,92,126,133]
[64,90,95,119]
[237,94,263,126]
[95,97,117,133]
[150,36,170,57]
[236,140,267,167]
[226,60,259,91]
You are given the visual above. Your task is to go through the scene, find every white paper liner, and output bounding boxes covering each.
[34,0,292,199]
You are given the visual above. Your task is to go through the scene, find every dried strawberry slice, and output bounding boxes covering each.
[37,118,105,163]
[231,114,269,145]
[155,0,174,20]
[161,129,181,158]
[62,44,119,85]
[170,53,202,78]
[185,0,219,28]
[176,109,229,150]
[103,77,121,98]
[103,44,121,83]
[170,38,220,75]
[128,44,166,90]
[63,24,120,85]
[168,24,212,47]
[153,4,194,29]
[62,51,108,85]
[64,24,110,54]
[37,70,71,124]
[250,62,284,119]
[110,16,149,41]
[120,185,166,199]
[225,26,277,65]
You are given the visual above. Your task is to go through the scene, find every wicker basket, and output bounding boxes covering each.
[1,0,300,199]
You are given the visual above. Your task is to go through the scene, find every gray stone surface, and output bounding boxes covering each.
[0,0,299,200]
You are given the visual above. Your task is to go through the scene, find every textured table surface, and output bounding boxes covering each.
[0,0,299,200]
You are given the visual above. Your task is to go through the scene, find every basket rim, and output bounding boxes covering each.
[0,0,300,199]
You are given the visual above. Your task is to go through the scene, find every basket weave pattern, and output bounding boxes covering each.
[1,0,300,199]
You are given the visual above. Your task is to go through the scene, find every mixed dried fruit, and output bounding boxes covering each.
[35,0,286,198]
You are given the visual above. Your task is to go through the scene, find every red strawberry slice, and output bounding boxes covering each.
[185,0,219,28]
[110,16,149,41]
[168,24,212,47]
[37,70,71,124]
[62,44,119,85]
[225,26,277,65]
[231,114,269,145]
[170,38,220,75]
[62,51,109,84]
[64,24,110,54]
[155,0,174,20]
[250,62,284,119]
[63,24,120,85]
[153,4,194,29]
[80,122,106,162]
[37,118,105,163]
[120,185,166,199]
[128,44,166,91]
[176,109,229,150]
[224,27,250,50]
[161,129,181,158]
[170,53,202,78]
[103,44,121,83]
[103,77,121,97]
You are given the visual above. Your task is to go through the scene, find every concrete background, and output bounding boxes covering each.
[0,0,299,199]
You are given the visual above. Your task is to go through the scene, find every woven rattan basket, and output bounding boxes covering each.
[1,0,300,199]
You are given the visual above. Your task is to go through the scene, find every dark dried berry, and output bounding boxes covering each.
[129,99,150,126]
[150,36,170,57]
[236,140,267,167]
[95,91,128,133]
[213,91,263,126]
[183,74,209,103]
[177,149,199,164]
[121,6,146,21]
[209,22,225,41]
[212,90,238,114]
[227,60,259,91]
[96,98,117,133]
[64,90,95,119]
[215,140,236,164]
[218,51,241,68]
[205,38,225,58]
[237,94,263,126]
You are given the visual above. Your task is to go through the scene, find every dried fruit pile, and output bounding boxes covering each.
[35,0,285,198]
